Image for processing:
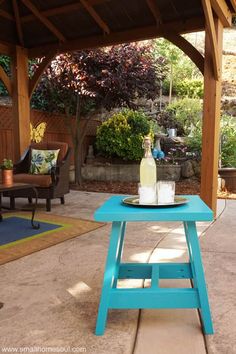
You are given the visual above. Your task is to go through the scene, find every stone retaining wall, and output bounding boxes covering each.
[76,159,201,183]
[81,164,140,182]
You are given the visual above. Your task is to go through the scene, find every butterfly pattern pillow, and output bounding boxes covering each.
[30,149,60,175]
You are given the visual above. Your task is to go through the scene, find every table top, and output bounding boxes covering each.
[94,195,213,222]
[0,183,36,193]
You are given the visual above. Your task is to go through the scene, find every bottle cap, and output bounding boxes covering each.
[142,136,152,149]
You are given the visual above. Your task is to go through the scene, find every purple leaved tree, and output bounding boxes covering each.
[33,43,166,185]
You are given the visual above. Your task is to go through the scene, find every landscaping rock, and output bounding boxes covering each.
[181,160,195,178]
[157,164,181,181]
[191,160,201,178]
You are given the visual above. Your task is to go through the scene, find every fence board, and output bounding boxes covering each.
[0,129,14,161]
[0,104,100,164]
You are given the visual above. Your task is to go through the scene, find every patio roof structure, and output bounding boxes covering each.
[0,0,235,214]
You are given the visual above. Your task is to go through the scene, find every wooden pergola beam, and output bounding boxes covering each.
[0,9,14,21]
[11,46,30,160]
[210,0,232,26]
[146,0,162,24]
[201,18,223,215]
[28,16,204,58]
[80,0,110,34]
[21,0,109,23]
[0,65,12,95]
[21,0,66,42]
[201,0,220,80]
[12,0,24,46]
[229,0,236,12]
[0,41,14,55]
[29,52,55,98]
[164,34,204,74]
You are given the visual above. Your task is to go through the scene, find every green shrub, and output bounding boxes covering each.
[175,79,203,98]
[185,114,236,167]
[96,109,150,160]
[149,120,162,135]
[185,121,202,159]
[220,115,236,167]
[221,135,236,167]
[166,98,202,135]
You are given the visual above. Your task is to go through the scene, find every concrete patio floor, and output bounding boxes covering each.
[0,191,235,354]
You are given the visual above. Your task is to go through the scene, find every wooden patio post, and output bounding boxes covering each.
[200,18,223,215]
[11,45,30,161]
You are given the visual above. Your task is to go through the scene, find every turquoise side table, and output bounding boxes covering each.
[94,195,214,336]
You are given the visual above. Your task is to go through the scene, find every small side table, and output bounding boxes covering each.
[94,195,214,335]
[0,183,40,229]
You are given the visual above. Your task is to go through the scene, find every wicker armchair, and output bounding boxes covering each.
[4,142,71,212]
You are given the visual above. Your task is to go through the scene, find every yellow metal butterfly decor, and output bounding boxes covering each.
[30,122,47,143]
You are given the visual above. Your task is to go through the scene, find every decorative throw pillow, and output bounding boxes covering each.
[30,149,60,175]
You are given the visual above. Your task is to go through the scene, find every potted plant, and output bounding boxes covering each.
[156,147,185,181]
[218,116,236,193]
[218,167,236,192]
[156,145,194,181]
[1,158,14,185]
[156,158,181,181]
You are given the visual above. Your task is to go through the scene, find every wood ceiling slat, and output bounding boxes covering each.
[21,0,66,42]
[21,0,110,23]
[12,0,24,46]
[169,0,179,16]
[0,8,14,20]
[93,1,123,30]
[146,0,162,23]
[80,0,110,33]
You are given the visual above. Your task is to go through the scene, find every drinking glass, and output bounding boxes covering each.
[156,181,175,204]
[138,183,157,204]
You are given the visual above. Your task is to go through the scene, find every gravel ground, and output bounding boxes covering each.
[71,179,201,195]
[71,179,236,199]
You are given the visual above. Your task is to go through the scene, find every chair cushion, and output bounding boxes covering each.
[14,173,52,187]
[29,149,60,174]
[30,142,68,162]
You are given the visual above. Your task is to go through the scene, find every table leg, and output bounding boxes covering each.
[95,221,124,335]
[184,221,195,289]
[113,221,126,288]
[183,222,193,264]
[31,187,40,230]
[184,221,214,334]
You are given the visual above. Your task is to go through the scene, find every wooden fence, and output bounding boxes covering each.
[0,105,100,163]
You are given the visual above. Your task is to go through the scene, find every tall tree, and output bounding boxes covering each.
[33,43,166,185]
[153,38,201,103]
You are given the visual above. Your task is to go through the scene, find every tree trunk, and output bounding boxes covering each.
[64,96,98,186]
[169,62,173,104]
[74,95,82,185]
[73,96,95,186]
[74,144,80,184]
[75,140,83,185]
